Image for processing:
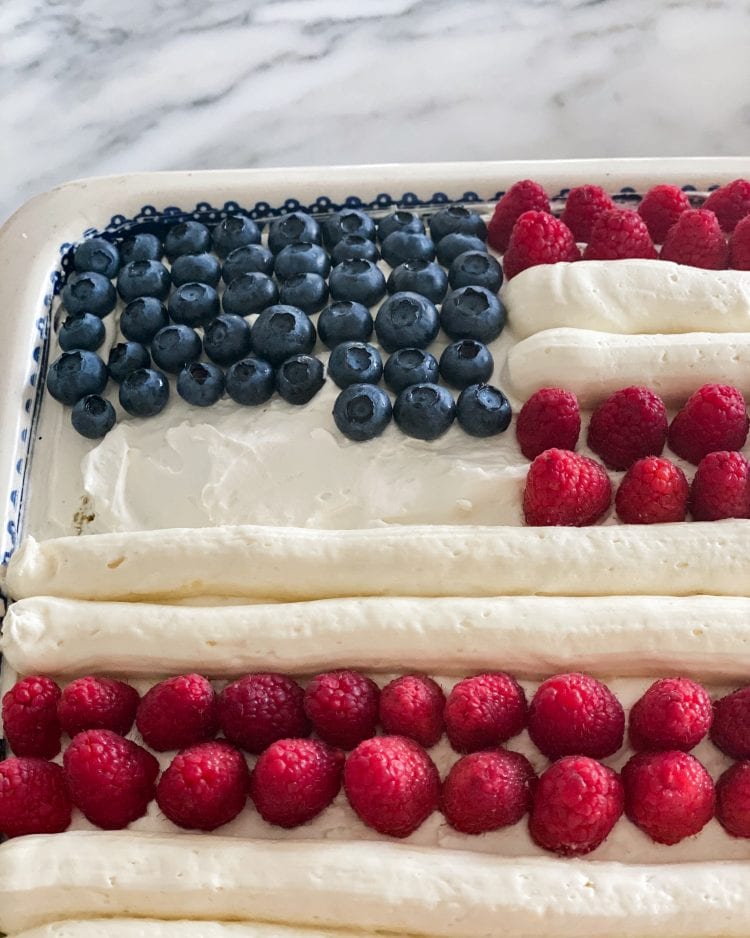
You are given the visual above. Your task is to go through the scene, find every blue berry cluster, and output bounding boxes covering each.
[48,205,512,442]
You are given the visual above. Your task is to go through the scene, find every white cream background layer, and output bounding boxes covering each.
[14,921,386,938]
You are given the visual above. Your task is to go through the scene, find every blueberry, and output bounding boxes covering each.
[62,271,117,317]
[203,314,252,366]
[333,384,392,442]
[251,305,316,366]
[222,273,278,317]
[448,250,503,293]
[212,215,261,258]
[428,206,487,242]
[225,356,275,405]
[386,260,448,304]
[168,282,220,327]
[59,313,105,352]
[456,384,512,437]
[440,286,506,342]
[435,233,487,267]
[318,301,374,349]
[150,324,202,374]
[119,367,170,417]
[46,350,108,405]
[222,244,274,282]
[171,253,221,288]
[278,272,329,315]
[274,242,331,280]
[71,394,116,439]
[117,260,171,302]
[120,297,169,344]
[73,238,120,278]
[439,339,494,390]
[328,341,383,389]
[268,212,321,254]
[377,210,425,243]
[374,292,439,353]
[107,341,151,384]
[329,259,386,307]
[164,221,211,261]
[330,235,379,266]
[276,354,325,404]
[380,231,436,268]
[393,383,456,440]
[119,233,163,266]
[177,361,225,407]
[321,209,376,248]
[383,348,439,393]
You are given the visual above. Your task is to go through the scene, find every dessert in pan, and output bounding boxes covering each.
[0,162,749,937]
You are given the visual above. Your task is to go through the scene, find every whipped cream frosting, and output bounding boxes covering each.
[14,922,372,938]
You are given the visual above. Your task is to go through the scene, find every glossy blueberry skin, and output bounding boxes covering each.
[168,282,220,327]
[117,260,171,302]
[268,212,322,254]
[276,354,325,405]
[278,272,329,315]
[71,394,116,439]
[377,210,425,243]
[439,339,494,390]
[333,384,393,442]
[374,291,440,353]
[107,341,151,384]
[222,244,274,282]
[448,250,503,293]
[318,301,374,349]
[73,238,120,278]
[440,286,507,342]
[222,273,278,317]
[386,259,448,304]
[120,297,169,344]
[380,231,436,269]
[321,209,376,248]
[203,314,252,366]
[383,348,439,393]
[211,215,261,257]
[164,221,211,261]
[428,206,487,242]
[46,350,108,405]
[456,384,512,437]
[435,233,487,267]
[119,367,170,417]
[225,356,275,405]
[150,324,202,374]
[274,242,331,280]
[62,271,117,316]
[327,341,383,389]
[177,361,225,407]
[119,233,163,266]
[171,252,221,288]
[59,313,106,352]
[251,304,316,366]
[330,235,379,266]
[393,383,456,441]
[329,259,387,308]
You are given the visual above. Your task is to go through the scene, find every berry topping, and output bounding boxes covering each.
[383,348,439,393]
[344,735,439,837]
[487,180,550,252]
[378,210,426,243]
[168,281,220,328]
[321,209,376,249]
[46,350,108,406]
[170,252,221,288]
[560,184,615,242]
[728,214,750,269]
[136,673,218,752]
[702,178,750,232]
[444,672,526,753]
[304,670,380,750]
[2,675,61,759]
[629,678,712,752]
[448,250,503,293]
[380,231,436,269]
[73,237,120,279]
[218,673,310,755]
[59,676,140,738]
[333,384,393,442]
[120,297,170,344]
[328,341,383,389]
[379,675,445,748]
[330,234,380,266]
[716,762,750,838]
[523,449,612,526]
[329,258,387,308]
[268,212,321,255]
[623,750,715,845]
[0,757,72,838]
[176,361,226,407]
[456,383,512,437]
[222,243,274,281]
[583,209,658,260]
[118,367,170,418]
[660,209,728,269]
[59,312,106,352]
[318,301,374,349]
[222,272,278,318]
[711,686,750,759]
[278,272,329,316]
[119,232,163,266]
[529,755,624,856]
[439,286,506,343]
[668,383,749,465]
[275,354,326,405]
[386,259,448,305]
[63,270,118,316]
[636,184,692,243]
[615,456,689,524]
[203,314,253,366]
[503,211,580,280]
[274,241,331,280]
[150,323,202,374]
[251,305,316,366]
[250,738,344,828]
[107,340,150,384]
[442,748,535,835]
[587,386,668,471]
[690,450,750,520]
[164,221,211,261]
[435,232,486,268]
[117,260,171,303]
[516,387,581,461]
[211,215,261,258]
[428,205,487,243]
[225,356,275,406]
[71,394,117,440]
[393,383,456,441]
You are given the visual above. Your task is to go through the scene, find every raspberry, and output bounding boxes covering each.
[218,673,310,754]
[157,740,249,831]
[668,383,749,465]
[629,678,712,751]
[441,748,536,835]
[623,750,715,845]
[344,735,439,837]
[587,386,668,470]
[379,674,445,748]
[583,209,658,260]
[502,211,580,280]
[2,675,61,759]
[516,387,581,461]
[529,755,623,856]
[487,180,550,252]
[660,209,728,269]
[528,673,624,760]
[716,761,750,837]
[444,672,526,753]
[250,738,344,828]
[136,673,218,752]
[0,757,71,838]
[637,184,692,243]
[58,676,140,738]
[710,686,750,759]
[303,670,379,750]
[523,448,612,526]
[615,456,689,524]
[690,450,750,521]
[560,185,615,242]
[64,729,159,829]
[703,178,750,232]
[728,214,750,269]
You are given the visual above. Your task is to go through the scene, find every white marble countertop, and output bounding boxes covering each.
[2,0,749,222]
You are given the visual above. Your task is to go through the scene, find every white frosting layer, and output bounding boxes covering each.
[15,921,370,938]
